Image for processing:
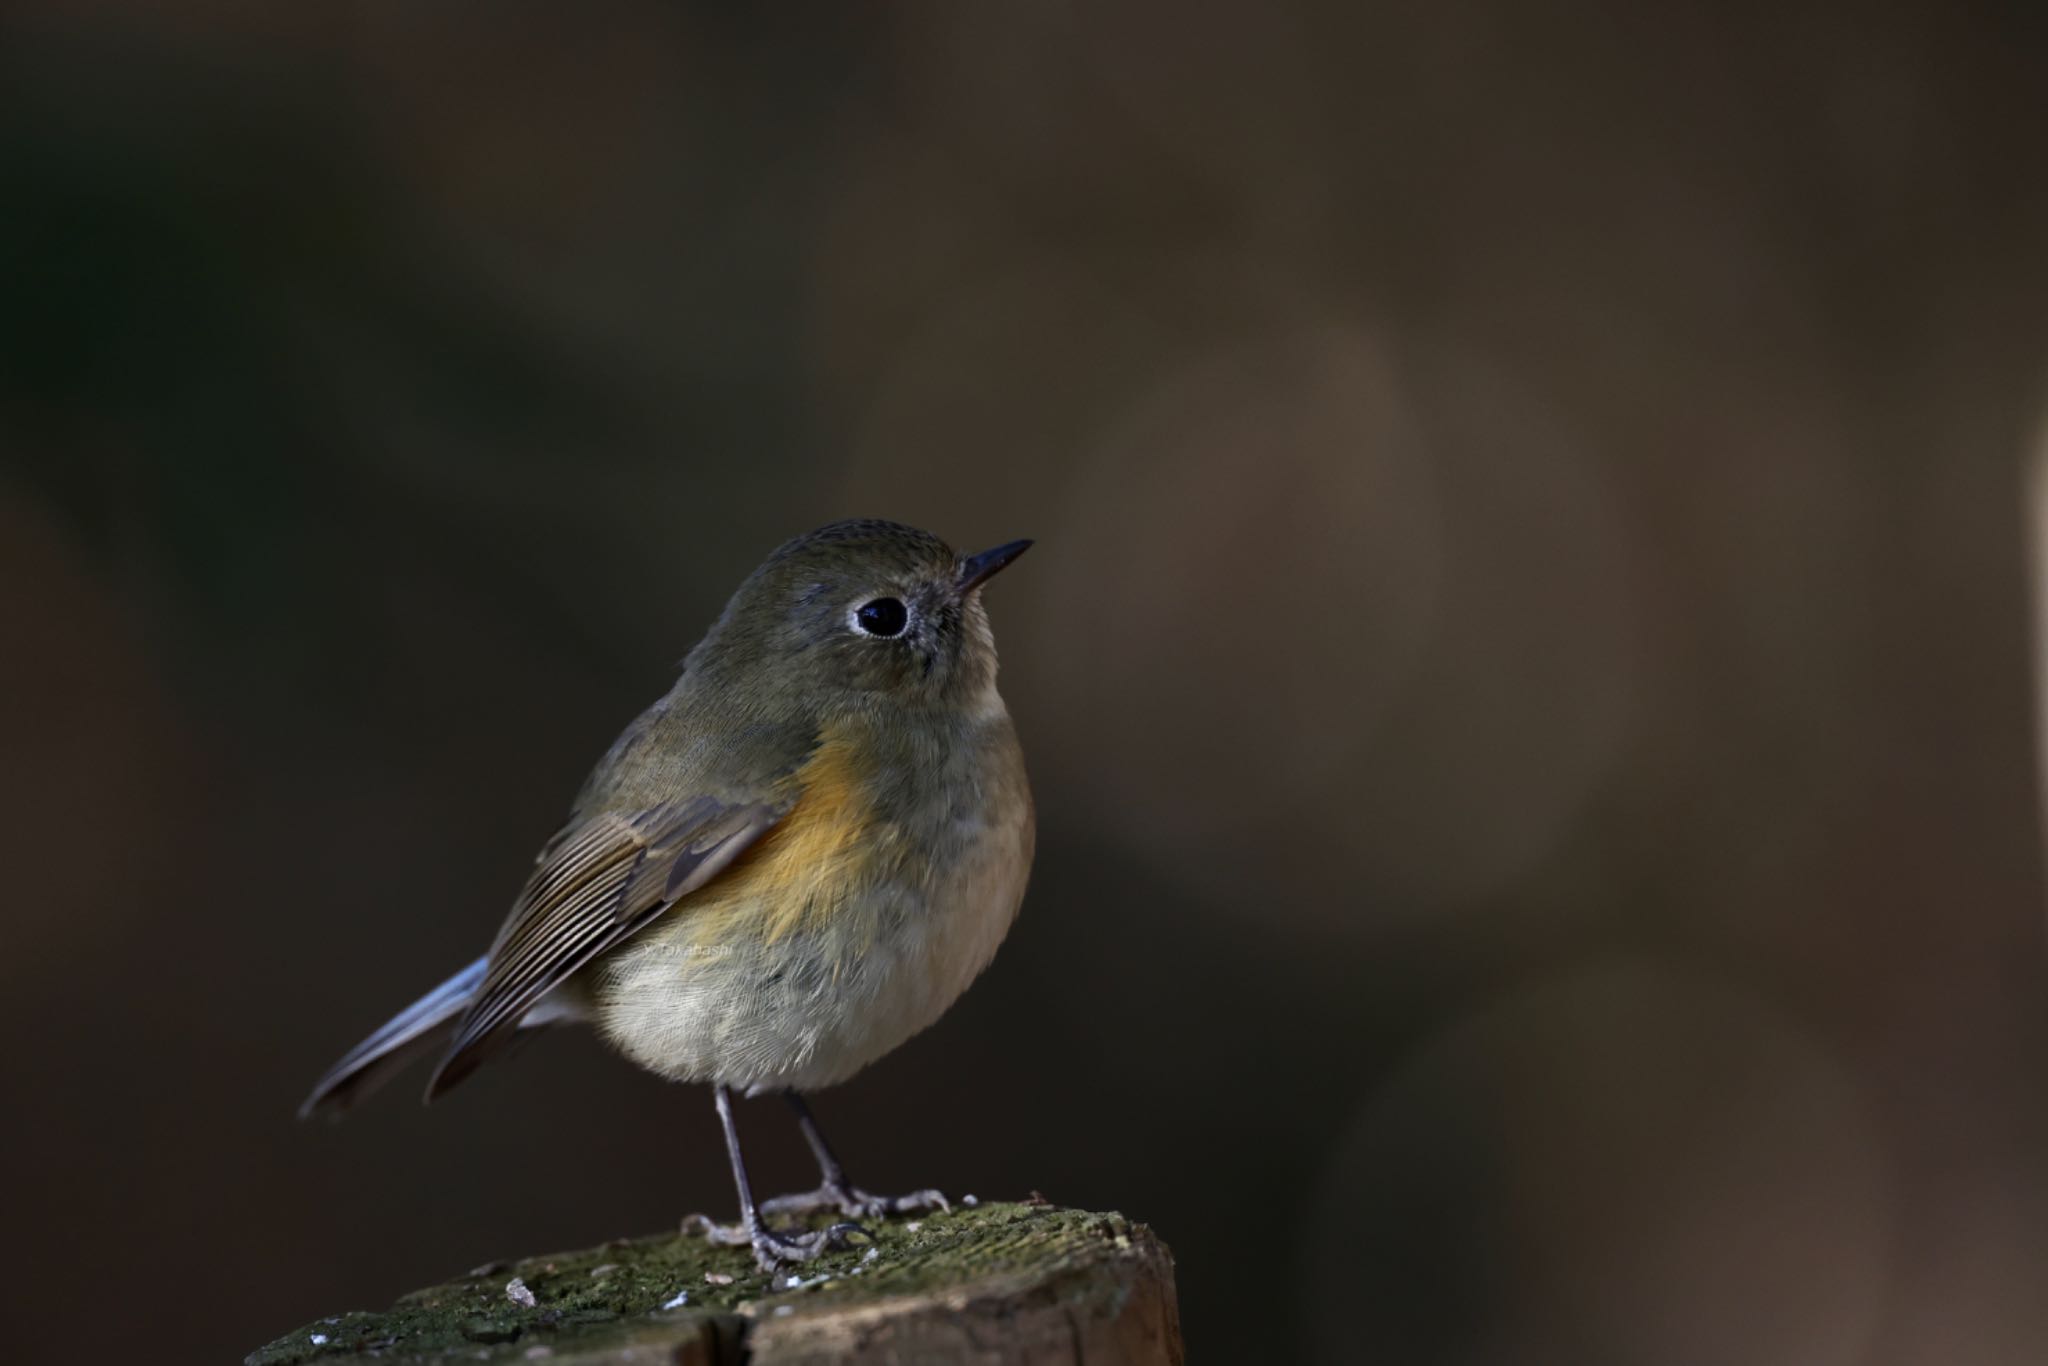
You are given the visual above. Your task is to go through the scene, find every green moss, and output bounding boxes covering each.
[247,1202,1147,1365]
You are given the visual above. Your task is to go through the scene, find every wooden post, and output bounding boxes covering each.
[246,1202,1182,1365]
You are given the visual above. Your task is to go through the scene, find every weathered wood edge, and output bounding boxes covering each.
[248,1202,1183,1365]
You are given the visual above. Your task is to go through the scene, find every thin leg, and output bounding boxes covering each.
[788,1092,852,1189]
[759,1092,950,1222]
[713,1084,762,1227]
[706,1084,867,1271]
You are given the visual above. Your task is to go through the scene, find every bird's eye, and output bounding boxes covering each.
[853,597,908,638]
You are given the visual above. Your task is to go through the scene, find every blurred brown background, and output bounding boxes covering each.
[5,2,2048,1363]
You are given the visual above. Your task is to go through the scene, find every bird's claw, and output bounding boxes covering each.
[682,1211,872,1271]
[679,1212,752,1246]
[748,1218,871,1272]
[760,1182,949,1222]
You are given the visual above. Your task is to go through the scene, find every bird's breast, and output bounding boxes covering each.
[589,711,1033,1091]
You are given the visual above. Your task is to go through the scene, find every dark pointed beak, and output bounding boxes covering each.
[957,539,1033,594]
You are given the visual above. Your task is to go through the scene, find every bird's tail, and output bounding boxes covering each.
[299,957,488,1120]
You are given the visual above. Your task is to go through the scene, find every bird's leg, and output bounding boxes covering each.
[759,1092,950,1222]
[702,1084,868,1271]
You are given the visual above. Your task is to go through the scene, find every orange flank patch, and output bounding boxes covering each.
[683,730,895,947]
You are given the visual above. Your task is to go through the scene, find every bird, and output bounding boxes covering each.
[299,519,1036,1271]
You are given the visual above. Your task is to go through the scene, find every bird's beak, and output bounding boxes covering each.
[957,539,1033,594]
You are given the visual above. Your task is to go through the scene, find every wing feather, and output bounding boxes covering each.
[426,793,785,1098]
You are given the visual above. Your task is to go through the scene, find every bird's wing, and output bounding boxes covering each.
[426,792,787,1098]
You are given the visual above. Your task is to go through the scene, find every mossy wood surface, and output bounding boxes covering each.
[248,1202,1181,1365]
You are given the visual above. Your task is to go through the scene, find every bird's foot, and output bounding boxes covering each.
[681,1211,872,1272]
[746,1218,870,1273]
[760,1180,949,1223]
[679,1212,752,1246]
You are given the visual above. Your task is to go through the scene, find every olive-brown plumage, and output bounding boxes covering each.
[300,520,1035,1269]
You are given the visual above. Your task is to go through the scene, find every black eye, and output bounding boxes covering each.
[854,597,908,638]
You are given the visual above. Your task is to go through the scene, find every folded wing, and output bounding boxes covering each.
[426,793,785,1099]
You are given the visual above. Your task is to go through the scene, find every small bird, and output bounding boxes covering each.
[300,519,1035,1270]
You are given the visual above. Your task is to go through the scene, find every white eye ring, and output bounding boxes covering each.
[849,597,911,638]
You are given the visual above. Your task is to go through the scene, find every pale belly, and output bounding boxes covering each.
[587,800,1031,1093]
